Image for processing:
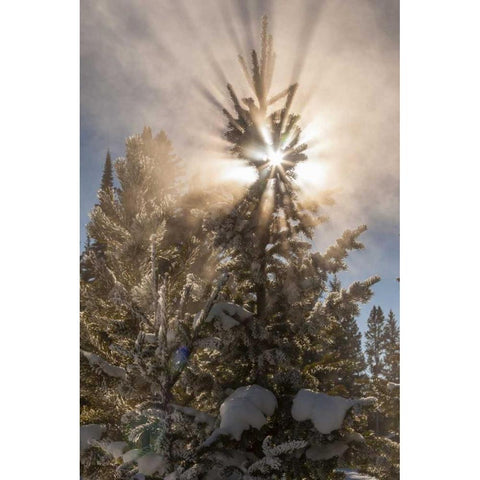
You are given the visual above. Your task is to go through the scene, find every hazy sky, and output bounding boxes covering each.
[80,0,399,335]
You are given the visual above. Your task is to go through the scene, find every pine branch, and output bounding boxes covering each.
[81,349,127,379]
[164,273,230,394]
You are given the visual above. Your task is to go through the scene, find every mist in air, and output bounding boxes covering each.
[81,0,399,279]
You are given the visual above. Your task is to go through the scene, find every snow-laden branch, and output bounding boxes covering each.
[192,273,230,331]
[246,436,308,475]
[291,389,375,434]
[387,382,400,392]
[203,385,277,446]
[170,404,216,427]
[205,302,254,329]
[80,424,106,453]
[306,441,349,461]
[90,440,128,460]
[81,350,127,379]
[137,453,168,476]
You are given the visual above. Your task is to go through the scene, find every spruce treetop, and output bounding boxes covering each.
[365,305,386,378]
[100,150,114,191]
[224,16,307,179]
[383,310,400,383]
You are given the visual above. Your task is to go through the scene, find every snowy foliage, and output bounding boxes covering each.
[343,431,366,444]
[205,302,253,330]
[80,424,106,453]
[122,448,142,464]
[337,469,379,480]
[170,404,216,427]
[93,440,128,460]
[291,389,375,434]
[136,453,168,476]
[81,350,127,379]
[306,441,349,461]
[247,436,308,475]
[204,385,277,445]
[386,382,400,392]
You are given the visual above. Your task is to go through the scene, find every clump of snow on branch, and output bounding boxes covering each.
[90,440,128,460]
[387,382,400,392]
[136,452,167,476]
[205,302,253,330]
[92,440,128,460]
[122,448,142,463]
[291,389,375,434]
[306,441,349,461]
[170,404,216,427]
[81,350,127,379]
[204,385,277,445]
[343,431,366,443]
[336,468,379,480]
[80,424,106,453]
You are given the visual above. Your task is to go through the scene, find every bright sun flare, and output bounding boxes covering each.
[268,150,284,166]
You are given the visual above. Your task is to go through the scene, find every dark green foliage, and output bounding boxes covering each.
[383,310,400,383]
[311,279,368,398]
[361,307,399,479]
[365,306,386,378]
[100,150,114,191]
[352,433,399,480]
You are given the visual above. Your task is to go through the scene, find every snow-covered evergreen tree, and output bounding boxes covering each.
[80,18,386,480]
[80,128,220,479]
[176,17,379,479]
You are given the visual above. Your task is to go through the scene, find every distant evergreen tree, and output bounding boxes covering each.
[80,235,93,283]
[360,307,399,480]
[380,310,400,441]
[365,305,386,378]
[100,149,114,191]
[80,151,116,283]
[92,151,117,260]
[336,313,368,396]
[383,310,400,383]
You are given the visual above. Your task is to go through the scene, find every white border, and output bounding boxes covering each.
[1,1,79,478]
[401,1,480,478]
